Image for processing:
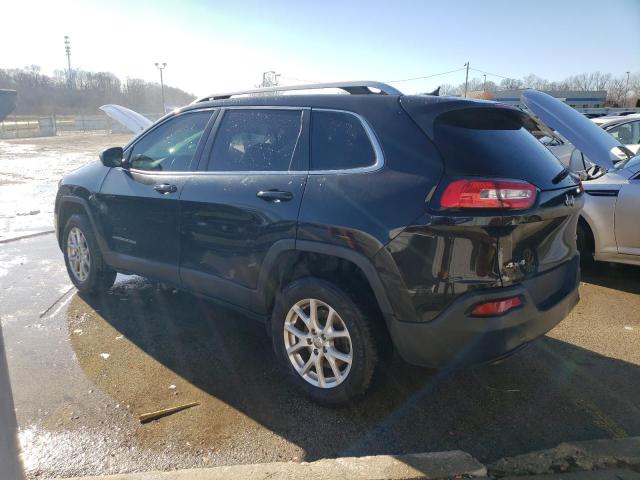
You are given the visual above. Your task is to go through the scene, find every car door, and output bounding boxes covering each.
[97,109,215,283]
[615,169,640,256]
[179,107,309,310]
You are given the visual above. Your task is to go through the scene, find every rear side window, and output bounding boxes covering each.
[432,108,571,190]
[311,110,376,171]
[208,109,302,172]
[129,111,211,172]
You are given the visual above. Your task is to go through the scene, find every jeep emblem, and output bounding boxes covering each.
[564,194,575,207]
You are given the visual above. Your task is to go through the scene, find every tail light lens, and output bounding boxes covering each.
[440,179,537,210]
[471,296,522,317]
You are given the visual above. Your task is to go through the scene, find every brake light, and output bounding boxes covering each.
[471,296,522,317]
[440,179,537,210]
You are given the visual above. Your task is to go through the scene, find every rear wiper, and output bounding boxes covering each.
[552,167,570,184]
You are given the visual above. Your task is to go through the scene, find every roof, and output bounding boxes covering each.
[179,92,509,115]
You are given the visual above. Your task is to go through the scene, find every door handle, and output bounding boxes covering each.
[256,190,293,202]
[154,183,178,194]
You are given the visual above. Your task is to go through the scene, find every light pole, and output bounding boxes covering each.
[64,36,72,82]
[463,62,469,98]
[625,71,630,107]
[483,74,487,94]
[154,62,167,112]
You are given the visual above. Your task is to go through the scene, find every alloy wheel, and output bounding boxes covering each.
[283,298,353,388]
[67,227,91,282]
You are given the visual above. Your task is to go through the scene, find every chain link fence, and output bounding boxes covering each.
[0,113,162,139]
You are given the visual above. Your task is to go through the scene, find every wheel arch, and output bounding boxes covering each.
[256,240,394,330]
[578,212,598,254]
[56,196,108,254]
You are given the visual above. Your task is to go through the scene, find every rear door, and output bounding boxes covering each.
[97,109,214,283]
[179,107,309,310]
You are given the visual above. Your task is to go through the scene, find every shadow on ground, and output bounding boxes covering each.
[581,261,640,295]
[67,271,640,465]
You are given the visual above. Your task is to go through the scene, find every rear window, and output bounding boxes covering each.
[311,110,376,171]
[433,108,572,190]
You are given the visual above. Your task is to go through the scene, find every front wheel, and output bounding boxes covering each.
[63,214,116,294]
[271,277,378,406]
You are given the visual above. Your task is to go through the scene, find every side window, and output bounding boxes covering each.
[607,122,638,145]
[311,110,376,171]
[208,109,302,172]
[129,111,211,171]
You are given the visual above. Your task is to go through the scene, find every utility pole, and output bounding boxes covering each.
[483,74,487,93]
[625,71,630,107]
[64,36,72,82]
[463,62,469,98]
[154,62,167,112]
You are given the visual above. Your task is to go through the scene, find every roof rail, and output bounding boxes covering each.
[193,81,403,103]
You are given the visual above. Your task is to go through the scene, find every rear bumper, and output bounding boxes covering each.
[387,255,580,368]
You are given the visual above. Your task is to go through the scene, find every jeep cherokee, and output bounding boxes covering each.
[55,82,588,405]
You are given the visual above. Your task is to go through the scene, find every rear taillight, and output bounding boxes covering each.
[439,178,537,210]
[471,296,522,317]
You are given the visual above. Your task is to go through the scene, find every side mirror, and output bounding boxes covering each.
[99,147,124,168]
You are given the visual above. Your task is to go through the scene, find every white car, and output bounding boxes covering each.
[522,92,640,267]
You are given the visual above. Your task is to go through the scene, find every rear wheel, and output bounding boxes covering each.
[63,214,116,294]
[271,277,377,406]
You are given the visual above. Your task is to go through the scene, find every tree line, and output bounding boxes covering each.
[0,66,196,115]
[440,71,640,106]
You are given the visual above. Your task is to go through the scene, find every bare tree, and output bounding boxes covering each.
[607,77,628,106]
[439,83,460,96]
[0,66,195,115]
[500,78,523,90]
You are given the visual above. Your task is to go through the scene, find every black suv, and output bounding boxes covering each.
[55,81,583,405]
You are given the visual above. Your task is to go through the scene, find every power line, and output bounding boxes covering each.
[469,67,511,80]
[279,75,318,84]
[386,67,467,84]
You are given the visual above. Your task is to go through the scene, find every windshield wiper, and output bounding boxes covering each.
[552,168,570,184]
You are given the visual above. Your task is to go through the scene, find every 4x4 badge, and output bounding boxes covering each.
[565,194,575,207]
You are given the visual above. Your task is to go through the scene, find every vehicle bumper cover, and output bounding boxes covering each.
[387,256,580,368]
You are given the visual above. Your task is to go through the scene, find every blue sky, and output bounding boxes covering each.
[3,0,639,96]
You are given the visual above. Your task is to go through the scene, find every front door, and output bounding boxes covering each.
[97,109,214,283]
[179,108,309,310]
[615,174,640,256]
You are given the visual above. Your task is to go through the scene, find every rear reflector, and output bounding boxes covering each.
[440,179,537,210]
[471,296,522,317]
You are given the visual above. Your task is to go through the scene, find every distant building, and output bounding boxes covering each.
[492,89,607,109]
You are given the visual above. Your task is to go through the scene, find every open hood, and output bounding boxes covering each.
[99,104,153,134]
[521,90,625,170]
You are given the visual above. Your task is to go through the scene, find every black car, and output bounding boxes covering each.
[55,81,584,405]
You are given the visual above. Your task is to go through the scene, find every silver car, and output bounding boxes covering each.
[522,91,640,267]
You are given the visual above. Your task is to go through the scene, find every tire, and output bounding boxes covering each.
[271,277,378,406]
[577,221,595,269]
[63,214,116,294]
